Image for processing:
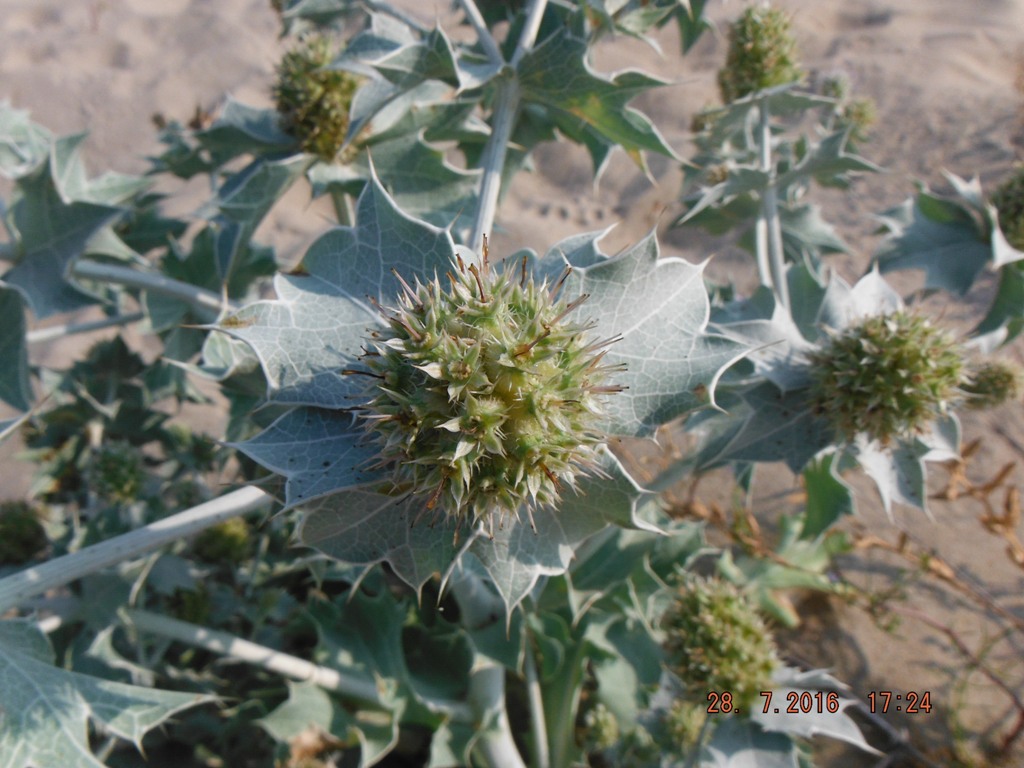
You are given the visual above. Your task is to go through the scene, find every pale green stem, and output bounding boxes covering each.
[470,660,529,768]
[448,572,527,768]
[125,608,416,712]
[468,76,520,255]
[27,311,145,345]
[0,486,270,614]
[72,259,230,322]
[511,0,550,67]
[757,98,789,309]
[457,0,504,65]
[467,0,548,254]
[524,640,551,768]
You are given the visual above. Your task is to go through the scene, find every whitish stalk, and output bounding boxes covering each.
[467,0,549,253]
[524,640,551,768]
[470,661,529,768]
[757,98,789,309]
[125,609,413,712]
[27,311,145,345]
[468,76,520,255]
[72,259,230,322]
[511,0,550,67]
[458,0,504,66]
[0,486,270,613]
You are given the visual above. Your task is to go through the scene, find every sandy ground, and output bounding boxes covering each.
[2,0,1024,764]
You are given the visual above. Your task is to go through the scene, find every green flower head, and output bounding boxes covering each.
[662,576,778,711]
[90,442,146,504]
[0,501,47,565]
[991,167,1024,251]
[351,245,623,533]
[273,35,360,162]
[961,359,1024,410]
[809,311,964,445]
[718,5,803,103]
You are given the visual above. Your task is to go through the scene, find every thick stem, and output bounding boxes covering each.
[72,260,229,322]
[123,608,475,718]
[466,0,549,254]
[524,640,551,768]
[27,311,145,345]
[0,486,270,614]
[457,0,504,66]
[468,76,520,255]
[511,0,550,67]
[470,660,529,768]
[757,100,789,309]
[545,639,585,768]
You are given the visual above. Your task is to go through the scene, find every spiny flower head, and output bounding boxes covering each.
[193,518,253,565]
[89,442,146,504]
[809,311,964,445]
[991,167,1024,250]
[273,35,359,162]
[662,576,778,711]
[353,246,623,532]
[961,359,1024,410]
[718,5,803,103]
[0,501,47,565]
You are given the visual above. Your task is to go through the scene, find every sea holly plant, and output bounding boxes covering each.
[0,0,1019,766]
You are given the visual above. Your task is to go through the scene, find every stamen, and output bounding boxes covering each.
[340,369,385,379]
[514,327,551,357]
[467,263,487,302]
[549,293,589,326]
[391,268,420,306]
[550,266,573,301]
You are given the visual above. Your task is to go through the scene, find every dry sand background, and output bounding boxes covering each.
[3,0,1024,764]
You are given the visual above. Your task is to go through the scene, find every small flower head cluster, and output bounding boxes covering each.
[353,247,624,532]
[991,167,1024,250]
[809,311,964,445]
[273,35,359,162]
[0,501,47,565]
[662,576,778,712]
[961,359,1024,410]
[89,442,146,504]
[718,5,803,103]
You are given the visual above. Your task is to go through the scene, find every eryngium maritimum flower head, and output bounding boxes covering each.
[809,311,964,445]
[350,246,624,532]
[662,577,778,711]
[718,5,803,103]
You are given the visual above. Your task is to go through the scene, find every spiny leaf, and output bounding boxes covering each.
[300,448,652,614]
[874,172,1024,295]
[751,667,879,755]
[552,232,749,436]
[0,620,213,768]
[517,27,677,167]
[2,162,123,318]
[843,414,960,517]
[701,716,800,768]
[0,102,52,179]
[232,408,382,506]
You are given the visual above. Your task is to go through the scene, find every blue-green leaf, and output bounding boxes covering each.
[555,232,749,436]
[701,716,800,768]
[0,285,31,411]
[0,620,213,768]
[801,451,854,538]
[752,667,879,755]
[232,408,382,506]
[517,28,677,166]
